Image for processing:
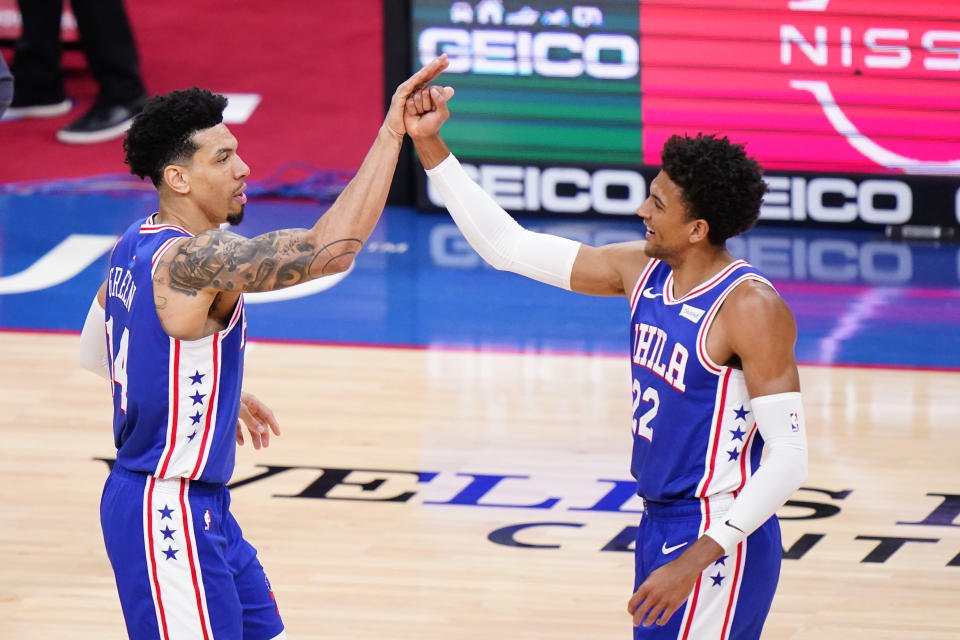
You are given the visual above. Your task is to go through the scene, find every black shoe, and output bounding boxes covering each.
[4,98,73,120]
[56,98,144,144]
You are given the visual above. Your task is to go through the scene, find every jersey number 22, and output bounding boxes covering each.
[632,378,659,441]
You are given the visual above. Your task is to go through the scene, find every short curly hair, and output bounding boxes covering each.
[660,133,768,245]
[123,88,228,188]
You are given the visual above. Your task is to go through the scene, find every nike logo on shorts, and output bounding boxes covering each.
[661,540,688,554]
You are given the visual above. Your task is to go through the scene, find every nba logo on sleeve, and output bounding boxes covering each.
[789,412,800,432]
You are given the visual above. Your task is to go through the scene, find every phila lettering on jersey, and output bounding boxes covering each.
[104,214,246,484]
[626,258,776,504]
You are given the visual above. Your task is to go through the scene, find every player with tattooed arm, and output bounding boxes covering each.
[76,56,450,639]
[404,84,808,639]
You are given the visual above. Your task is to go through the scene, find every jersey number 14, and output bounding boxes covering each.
[105,316,129,412]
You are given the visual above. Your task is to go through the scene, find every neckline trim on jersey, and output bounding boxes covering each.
[663,259,748,304]
[140,213,193,236]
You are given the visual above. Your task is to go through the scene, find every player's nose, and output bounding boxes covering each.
[235,155,250,179]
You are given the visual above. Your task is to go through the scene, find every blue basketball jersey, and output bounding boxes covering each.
[104,214,246,484]
[627,259,775,506]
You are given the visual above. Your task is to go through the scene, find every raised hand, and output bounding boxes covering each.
[404,85,455,139]
[383,54,450,139]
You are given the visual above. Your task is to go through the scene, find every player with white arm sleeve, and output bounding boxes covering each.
[403,84,808,639]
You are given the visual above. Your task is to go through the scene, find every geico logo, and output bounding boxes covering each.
[781,25,960,70]
[418,27,639,79]
[726,236,913,285]
[427,164,646,215]
[761,176,912,224]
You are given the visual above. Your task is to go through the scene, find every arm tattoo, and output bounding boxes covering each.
[166,228,362,294]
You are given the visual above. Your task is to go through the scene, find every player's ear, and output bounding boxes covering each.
[163,164,190,195]
[689,218,709,244]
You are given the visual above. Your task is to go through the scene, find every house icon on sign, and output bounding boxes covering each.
[476,0,504,25]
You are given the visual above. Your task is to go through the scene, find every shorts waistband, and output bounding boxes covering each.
[642,493,735,519]
[110,463,225,496]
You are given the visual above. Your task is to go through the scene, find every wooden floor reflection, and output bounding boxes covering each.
[2,332,959,639]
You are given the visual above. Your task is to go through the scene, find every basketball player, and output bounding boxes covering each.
[76,55,451,639]
[403,85,808,639]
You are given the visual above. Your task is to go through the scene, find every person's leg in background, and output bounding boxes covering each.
[0,52,13,118]
[57,0,147,143]
[7,0,72,117]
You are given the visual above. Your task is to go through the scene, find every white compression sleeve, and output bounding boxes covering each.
[78,297,110,380]
[704,392,809,553]
[426,154,581,290]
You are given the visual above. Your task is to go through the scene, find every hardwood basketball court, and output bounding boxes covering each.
[2,332,958,639]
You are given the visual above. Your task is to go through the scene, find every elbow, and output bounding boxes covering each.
[787,449,808,494]
[477,244,513,273]
[314,248,360,277]
[309,238,364,278]
[79,353,110,380]
[796,451,809,487]
[768,442,808,497]
[319,255,354,276]
[77,343,98,372]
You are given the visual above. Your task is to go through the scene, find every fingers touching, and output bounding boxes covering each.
[387,55,451,135]
[409,86,454,115]
[400,54,449,95]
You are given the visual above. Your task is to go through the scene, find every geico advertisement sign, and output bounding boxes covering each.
[426,162,927,224]
[639,1,960,175]
[417,28,639,79]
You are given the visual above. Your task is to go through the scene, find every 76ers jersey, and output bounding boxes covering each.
[104,214,246,484]
[627,258,774,504]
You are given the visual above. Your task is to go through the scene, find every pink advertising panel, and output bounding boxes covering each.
[640,0,960,176]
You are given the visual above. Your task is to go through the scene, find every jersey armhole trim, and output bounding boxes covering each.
[151,237,185,277]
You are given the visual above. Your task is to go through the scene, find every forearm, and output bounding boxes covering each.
[420,149,581,290]
[307,125,404,264]
[79,296,110,380]
[704,392,808,552]
[412,133,451,169]
[218,126,403,287]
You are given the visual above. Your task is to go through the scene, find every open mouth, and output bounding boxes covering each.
[233,184,247,204]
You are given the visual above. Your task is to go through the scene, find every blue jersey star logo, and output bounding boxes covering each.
[158,505,174,520]
[729,426,746,442]
[190,411,202,425]
[160,526,176,540]
[189,391,206,405]
[187,431,197,441]
[189,370,205,385]
[727,447,740,461]
[710,572,725,586]
[714,555,728,566]
[733,405,750,421]
[163,546,179,560]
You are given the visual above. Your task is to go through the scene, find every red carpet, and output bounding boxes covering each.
[0,0,384,185]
